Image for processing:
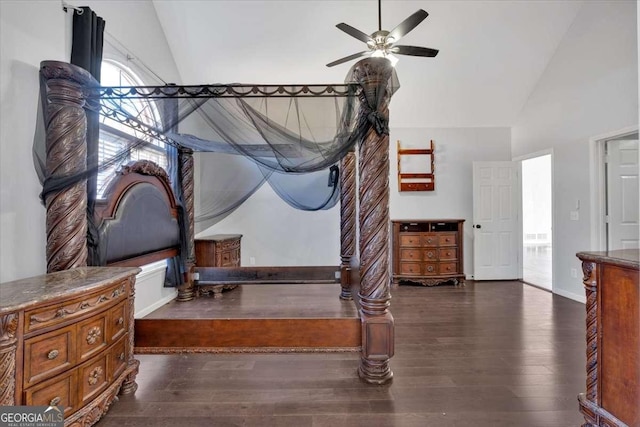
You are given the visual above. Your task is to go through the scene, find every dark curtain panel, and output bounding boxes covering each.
[71,6,105,265]
[161,90,185,287]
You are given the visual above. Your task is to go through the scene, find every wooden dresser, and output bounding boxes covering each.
[194,234,242,298]
[0,267,140,427]
[392,219,465,286]
[577,249,639,427]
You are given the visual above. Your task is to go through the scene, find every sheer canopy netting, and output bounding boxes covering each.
[34,59,399,260]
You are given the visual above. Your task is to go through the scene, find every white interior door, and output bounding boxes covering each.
[473,162,519,280]
[607,139,639,250]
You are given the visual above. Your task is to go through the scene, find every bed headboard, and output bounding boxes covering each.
[94,160,181,267]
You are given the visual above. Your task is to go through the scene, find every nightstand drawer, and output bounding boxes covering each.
[24,325,75,387]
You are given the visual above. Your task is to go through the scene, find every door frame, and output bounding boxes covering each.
[589,125,639,251]
[513,148,554,289]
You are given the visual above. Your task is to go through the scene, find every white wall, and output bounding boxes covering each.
[200,126,511,275]
[0,1,69,283]
[512,0,638,302]
[0,1,182,285]
[197,182,341,266]
[390,127,512,277]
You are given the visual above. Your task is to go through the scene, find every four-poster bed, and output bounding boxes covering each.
[35,57,396,385]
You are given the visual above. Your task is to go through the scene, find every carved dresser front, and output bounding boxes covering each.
[577,249,639,427]
[0,267,140,427]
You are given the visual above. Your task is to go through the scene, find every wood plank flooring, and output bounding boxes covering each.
[99,281,587,426]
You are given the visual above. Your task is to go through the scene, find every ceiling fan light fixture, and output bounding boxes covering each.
[327,1,437,68]
[371,49,399,67]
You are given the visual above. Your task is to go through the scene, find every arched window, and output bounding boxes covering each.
[97,60,168,197]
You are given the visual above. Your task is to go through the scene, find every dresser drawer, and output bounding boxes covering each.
[438,233,457,247]
[78,353,109,406]
[108,302,127,342]
[439,262,458,275]
[77,314,108,363]
[24,325,75,387]
[400,248,421,261]
[439,248,458,260]
[422,234,438,247]
[109,336,128,380]
[423,263,438,275]
[24,281,127,334]
[423,249,438,261]
[399,234,421,247]
[24,369,77,416]
[400,262,421,276]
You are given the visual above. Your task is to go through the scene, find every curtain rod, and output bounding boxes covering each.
[62,1,84,14]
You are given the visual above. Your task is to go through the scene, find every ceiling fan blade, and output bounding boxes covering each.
[326,51,371,67]
[391,45,439,57]
[387,9,429,42]
[336,23,373,44]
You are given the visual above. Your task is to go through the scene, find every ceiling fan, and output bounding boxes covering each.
[326,0,439,67]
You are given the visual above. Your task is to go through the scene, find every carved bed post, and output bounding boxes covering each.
[40,61,95,273]
[339,149,356,300]
[177,147,196,301]
[353,58,395,384]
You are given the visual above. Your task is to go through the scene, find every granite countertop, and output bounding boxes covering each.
[576,249,639,270]
[0,266,141,314]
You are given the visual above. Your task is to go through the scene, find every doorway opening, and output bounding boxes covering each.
[521,154,552,290]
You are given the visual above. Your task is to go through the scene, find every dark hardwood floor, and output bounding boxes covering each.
[99,281,586,426]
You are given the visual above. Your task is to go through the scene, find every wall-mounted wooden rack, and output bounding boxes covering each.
[397,139,435,191]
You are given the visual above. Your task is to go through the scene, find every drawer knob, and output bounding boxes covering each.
[118,352,125,361]
[49,396,61,406]
[86,326,102,345]
[116,317,124,326]
[427,266,434,272]
[47,349,59,360]
[446,266,452,271]
[88,366,104,386]
[427,252,434,258]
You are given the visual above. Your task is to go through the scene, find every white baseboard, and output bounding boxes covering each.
[135,291,177,318]
[553,287,586,304]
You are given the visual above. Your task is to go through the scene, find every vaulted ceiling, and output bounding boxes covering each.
[153,0,584,128]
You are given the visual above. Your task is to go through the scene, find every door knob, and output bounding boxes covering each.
[475,224,482,229]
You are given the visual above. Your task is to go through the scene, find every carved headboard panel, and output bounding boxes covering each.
[95,160,181,267]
